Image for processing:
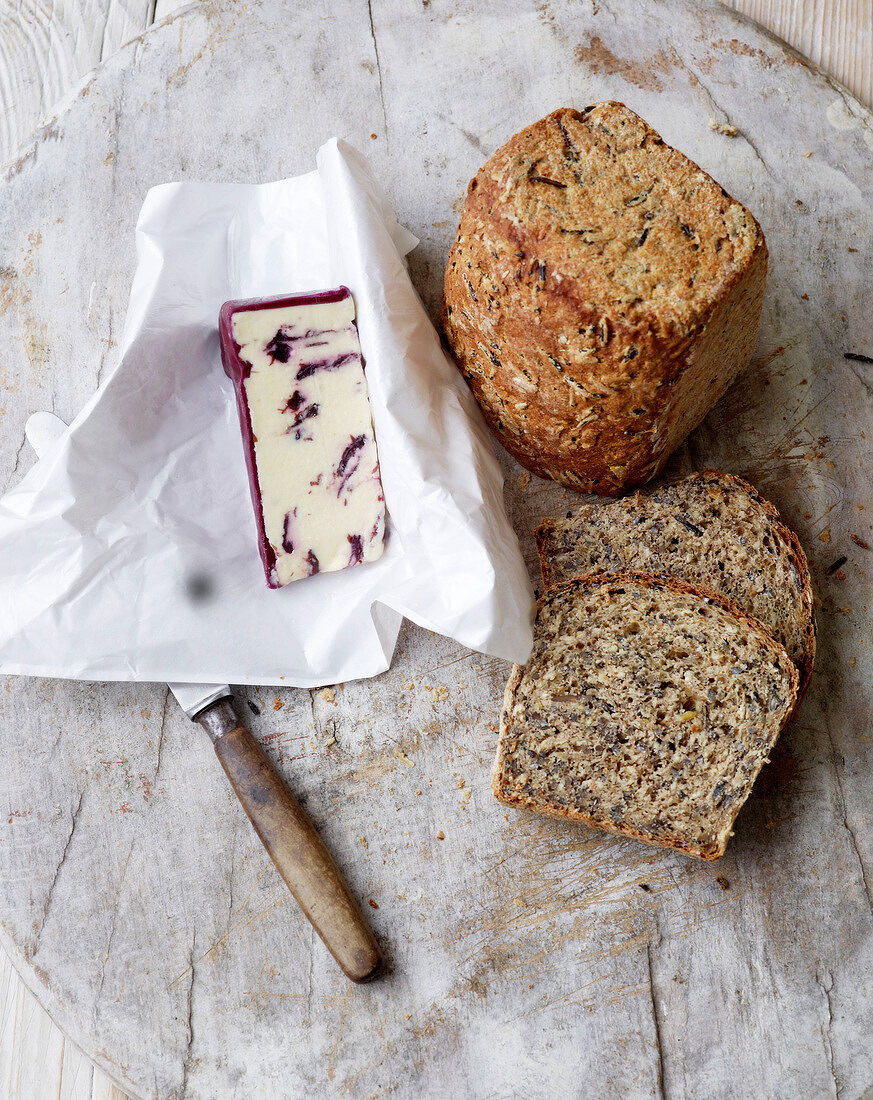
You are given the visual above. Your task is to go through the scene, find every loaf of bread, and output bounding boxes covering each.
[535,470,815,695]
[442,103,767,495]
[492,572,798,859]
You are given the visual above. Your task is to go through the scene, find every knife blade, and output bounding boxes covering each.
[25,413,382,983]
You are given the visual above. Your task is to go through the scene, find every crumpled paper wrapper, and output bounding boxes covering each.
[0,139,534,686]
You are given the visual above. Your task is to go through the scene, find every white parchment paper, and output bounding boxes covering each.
[0,139,534,686]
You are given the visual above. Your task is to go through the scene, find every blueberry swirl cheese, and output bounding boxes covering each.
[219,287,386,588]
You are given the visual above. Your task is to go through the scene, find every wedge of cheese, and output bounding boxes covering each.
[219,287,385,588]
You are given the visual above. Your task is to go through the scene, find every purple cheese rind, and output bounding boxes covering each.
[219,286,353,382]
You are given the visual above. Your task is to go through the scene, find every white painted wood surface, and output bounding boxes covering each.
[0,1,872,1097]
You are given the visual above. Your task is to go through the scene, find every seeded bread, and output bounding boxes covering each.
[492,572,798,860]
[441,103,767,495]
[535,470,815,697]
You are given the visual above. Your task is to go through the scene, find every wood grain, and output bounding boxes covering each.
[0,1,870,1097]
[0,0,158,168]
[729,0,873,107]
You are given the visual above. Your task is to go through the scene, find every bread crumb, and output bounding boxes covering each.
[359,836,368,847]
[432,685,449,703]
[393,748,415,767]
[512,896,525,907]
[323,734,337,749]
[436,830,445,840]
[716,876,730,890]
[803,150,812,157]
[818,528,831,543]
[405,682,414,690]
[320,688,337,705]
[273,698,284,710]
[518,472,531,491]
[850,656,857,667]
[368,898,379,909]
[415,789,422,795]
[708,118,738,137]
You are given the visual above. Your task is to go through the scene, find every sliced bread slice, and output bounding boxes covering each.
[535,470,815,696]
[492,572,799,859]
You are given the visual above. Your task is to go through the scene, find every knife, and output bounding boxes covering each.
[25,413,382,984]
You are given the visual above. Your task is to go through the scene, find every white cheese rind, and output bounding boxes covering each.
[232,295,385,587]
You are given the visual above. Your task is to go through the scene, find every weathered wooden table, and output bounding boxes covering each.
[1,1,872,1097]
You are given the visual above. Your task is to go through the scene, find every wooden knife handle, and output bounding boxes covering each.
[212,725,382,983]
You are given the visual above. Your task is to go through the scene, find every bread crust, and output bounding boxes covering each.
[491,570,799,860]
[442,103,768,495]
[533,470,816,703]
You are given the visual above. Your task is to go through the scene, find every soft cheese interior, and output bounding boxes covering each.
[232,295,385,587]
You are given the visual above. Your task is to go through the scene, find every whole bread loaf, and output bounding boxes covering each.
[442,103,767,495]
[492,572,798,860]
[535,470,815,696]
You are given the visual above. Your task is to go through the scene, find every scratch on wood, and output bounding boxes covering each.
[154,686,170,787]
[224,824,237,941]
[305,924,315,1024]
[458,127,489,157]
[31,789,85,956]
[418,650,474,676]
[366,0,389,141]
[3,432,28,493]
[817,970,840,1097]
[2,124,62,183]
[821,725,873,911]
[168,875,286,987]
[646,941,666,1099]
[179,932,197,1096]
[95,840,136,1008]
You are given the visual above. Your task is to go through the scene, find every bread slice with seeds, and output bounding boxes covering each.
[492,572,798,860]
[535,470,815,697]
[441,103,767,494]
